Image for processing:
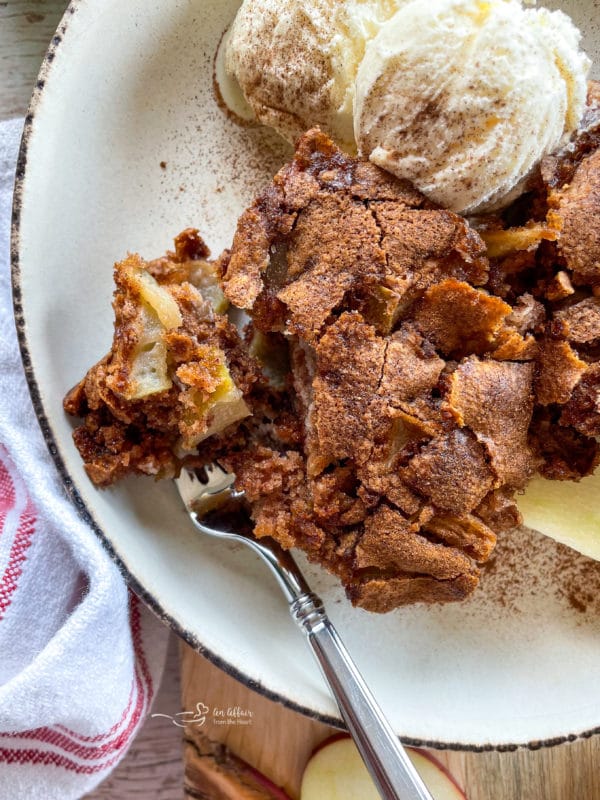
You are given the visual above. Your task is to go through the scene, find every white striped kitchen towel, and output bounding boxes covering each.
[0,118,169,799]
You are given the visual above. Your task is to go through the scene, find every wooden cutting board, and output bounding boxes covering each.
[181,643,600,800]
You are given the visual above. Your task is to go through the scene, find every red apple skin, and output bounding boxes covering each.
[407,747,467,799]
[303,733,467,800]
[310,731,352,758]
[242,761,293,800]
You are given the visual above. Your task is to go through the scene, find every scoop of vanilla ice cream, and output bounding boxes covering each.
[225,0,407,150]
[354,0,591,214]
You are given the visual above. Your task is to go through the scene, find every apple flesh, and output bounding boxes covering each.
[405,749,467,800]
[517,471,600,561]
[300,734,466,800]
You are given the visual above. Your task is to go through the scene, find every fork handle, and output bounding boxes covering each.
[290,592,433,800]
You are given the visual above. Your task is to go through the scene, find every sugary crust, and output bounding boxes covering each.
[410,278,515,358]
[554,149,600,283]
[556,298,600,344]
[221,128,488,342]
[402,430,493,514]
[535,333,587,406]
[65,102,600,611]
[445,358,536,489]
[222,124,600,610]
[223,130,545,611]
[561,364,600,437]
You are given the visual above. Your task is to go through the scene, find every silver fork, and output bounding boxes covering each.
[175,464,434,800]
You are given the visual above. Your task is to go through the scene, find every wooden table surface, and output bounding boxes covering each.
[181,645,600,800]
[4,3,600,799]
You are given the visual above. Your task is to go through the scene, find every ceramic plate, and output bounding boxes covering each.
[12,0,600,748]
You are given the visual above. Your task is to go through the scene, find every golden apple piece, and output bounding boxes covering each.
[126,303,171,400]
[249,330,289,390]
[480,223,558,259]
[132,264,183,329]
[518,472,600,561]
[190,259,229,314]
[179,355,250,449]
[362,285,405,335]
[116,262,183,400]
[300,735,467,800]
[201,366,251,442]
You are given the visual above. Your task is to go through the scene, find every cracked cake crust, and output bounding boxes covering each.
[65,96,600,611]
[220,129,543,611]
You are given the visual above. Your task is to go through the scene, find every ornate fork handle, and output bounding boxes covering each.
[184,467,433,800]
[244,536,434,800]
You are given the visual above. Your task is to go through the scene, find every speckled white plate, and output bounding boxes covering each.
[12,0,600,749]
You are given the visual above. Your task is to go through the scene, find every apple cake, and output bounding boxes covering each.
[65,92,600,611]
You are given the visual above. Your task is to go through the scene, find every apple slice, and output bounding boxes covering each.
[300,734,466,800]
[517,471,600,561]
[406,749,467,800]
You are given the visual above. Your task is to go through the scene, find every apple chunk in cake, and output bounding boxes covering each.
[64,229,253,486]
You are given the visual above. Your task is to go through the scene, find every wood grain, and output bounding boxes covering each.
[181,642,600,800]
[84,633,183,800]
[439,742,600,800]
[0,0,67,120]
[181,643,331,799]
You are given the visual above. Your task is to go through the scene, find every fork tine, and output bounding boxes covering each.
[174,463,240,516]
[204,462,229,481]
[173,468,202,510]
[203,463,236,493]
